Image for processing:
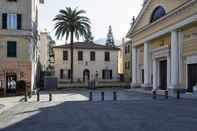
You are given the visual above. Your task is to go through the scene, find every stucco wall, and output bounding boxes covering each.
[151,34,171,49]
[0,36,30,60]
[54,48,119,82]
[134,0,188,31]
[131,1,197,47]
[182,24,197,56]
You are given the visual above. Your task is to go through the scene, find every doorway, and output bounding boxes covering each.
[188,64,197,92]
[6,73,17,94]
[159,60,167,90]
[83,69,90,83]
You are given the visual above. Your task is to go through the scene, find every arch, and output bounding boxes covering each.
[150,6,166,23]
[83,69,90,82]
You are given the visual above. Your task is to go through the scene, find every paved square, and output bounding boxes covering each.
[0,92,197,131]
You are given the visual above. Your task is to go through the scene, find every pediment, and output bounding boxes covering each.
[130,0,189,34]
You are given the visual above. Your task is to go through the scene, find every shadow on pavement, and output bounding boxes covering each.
[0,98,197,131]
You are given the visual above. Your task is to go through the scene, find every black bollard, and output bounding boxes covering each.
[165,90,168,99]
[101,92,104,101]
[177,90,180,99]
[89,92,93,101]
[37,92,40,102]
[113,92,117,101]
[49,93,52,101]
[24,92,28,102]
[153,91,156,100]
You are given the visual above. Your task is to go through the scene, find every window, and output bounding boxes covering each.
[63,51,68,61]
[7,41,17,57]
[102,69,113,80]
[90,51,95,61]
[125,45,130,54]
[2,13,21,30]
[104,52,110,61]
[60,69,71,79]
[127,45,130,53]
[68,69,71,79]
[150,6,166,23]
[60,69,64,79]
[7,14,17,29]
[78,51,83,61]
[125,46,127,54]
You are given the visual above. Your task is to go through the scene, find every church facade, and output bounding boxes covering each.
[127,0,197,92]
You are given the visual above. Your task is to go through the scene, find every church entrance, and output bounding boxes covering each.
[159,60,167,90]
[188,64,197,92]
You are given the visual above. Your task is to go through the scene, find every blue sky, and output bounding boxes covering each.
[38,0,143,44]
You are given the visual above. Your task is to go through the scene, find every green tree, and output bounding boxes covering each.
[53,7,91,83]
[85,29,94,42]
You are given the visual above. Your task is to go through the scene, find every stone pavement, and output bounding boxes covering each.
[0,96,24,114]
[129,88,197,99]
[27,89,152,102]
[0,97,197,131]
[0,104,4,110]
[1,89,197,131]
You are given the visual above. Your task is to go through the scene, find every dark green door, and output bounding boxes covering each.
[159,60,167,90]
[188,64,197,92]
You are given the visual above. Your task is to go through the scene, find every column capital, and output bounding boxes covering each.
[144,41,150,45]
[171,30,177,33]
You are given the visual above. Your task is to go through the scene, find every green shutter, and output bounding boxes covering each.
[17,14,22,30]
[2,13,7,29]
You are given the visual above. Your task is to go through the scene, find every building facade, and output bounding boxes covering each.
[0,0,43,96]
[53,42,120,85]
[127,0,197,92]
[122,38,132,82]
[39,32,55,72]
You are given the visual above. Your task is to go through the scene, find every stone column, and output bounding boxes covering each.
[167,55,171,88]
[144,42,151,88]
[131,47,137,86]
[153,59,157,91]
[171,30,179,89]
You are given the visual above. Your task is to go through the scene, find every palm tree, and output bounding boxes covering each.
[53,7,91,83]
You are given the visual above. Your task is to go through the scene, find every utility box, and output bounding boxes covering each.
[44,76,58,90]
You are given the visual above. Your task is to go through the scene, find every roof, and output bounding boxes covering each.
[126,0,151,37]
[53,41,120,50]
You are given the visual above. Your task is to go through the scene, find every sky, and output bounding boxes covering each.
[38,0,143,44]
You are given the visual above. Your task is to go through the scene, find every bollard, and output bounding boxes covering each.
[37,92,40,102]
[165,90,168,99]
[177,90,180,99]
[24,92,28,102]
[49,93,52,101]
[113,92,117,101]
[101,92,104,101]
[153,91,156,100]
[89,92,93,101]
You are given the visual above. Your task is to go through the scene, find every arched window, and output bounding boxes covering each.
[150,6,166,23]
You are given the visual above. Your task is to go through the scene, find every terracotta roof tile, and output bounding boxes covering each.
[53,41,120,50]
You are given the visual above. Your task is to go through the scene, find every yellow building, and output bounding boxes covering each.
[0,0,43,96]
[127,0,197,92]
[53,42,120,87]
[122,38,132,82]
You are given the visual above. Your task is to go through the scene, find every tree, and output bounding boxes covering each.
[53,7,91,83]
[85,29,94,42]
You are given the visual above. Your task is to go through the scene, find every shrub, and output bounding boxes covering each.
[16,80,26,92]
